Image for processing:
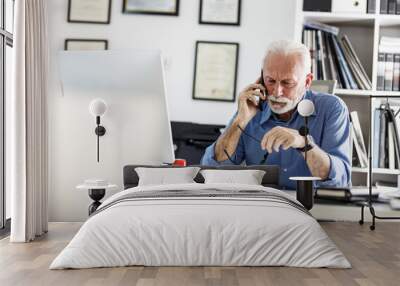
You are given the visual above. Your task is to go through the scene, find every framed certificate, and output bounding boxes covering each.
[123,0,179,16]
[199,0,241,26]
[193,41,239,102]
[68,0,112,24]
[65,39,108,51]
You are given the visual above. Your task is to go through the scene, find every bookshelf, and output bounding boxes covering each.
[294,0,400,189]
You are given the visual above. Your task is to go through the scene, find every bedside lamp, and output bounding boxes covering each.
[290,99,320,210]
[89,98,107,162]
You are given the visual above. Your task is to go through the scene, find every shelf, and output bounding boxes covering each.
[378,14,400,27]
[335,89,372,96]
[302,12,400,26]
[334,89,400,97]
[372,91,400,97]
[352,167,400,175]
[372,168,400,175]
[302,11,375,24]
[352,167,368,173]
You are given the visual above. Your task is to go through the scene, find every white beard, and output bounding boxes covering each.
[267,95,302,114]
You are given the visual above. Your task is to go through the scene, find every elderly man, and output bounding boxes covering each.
[201,40,351,190]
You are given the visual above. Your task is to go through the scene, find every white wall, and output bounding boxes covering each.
[47,0,297,221]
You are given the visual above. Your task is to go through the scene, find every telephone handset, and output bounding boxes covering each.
[257,69,267,111]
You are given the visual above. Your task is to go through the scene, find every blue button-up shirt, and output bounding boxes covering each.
[201,90,351,190]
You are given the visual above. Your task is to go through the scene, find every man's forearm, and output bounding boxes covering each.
[215,117,247,161]
[302,145,330,180]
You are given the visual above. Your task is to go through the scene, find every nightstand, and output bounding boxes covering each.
[76,182,117,215]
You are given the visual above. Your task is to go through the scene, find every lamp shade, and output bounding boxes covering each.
[89,98,107,117]
[297,99,315,117]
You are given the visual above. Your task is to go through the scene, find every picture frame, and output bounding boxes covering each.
[68,0,112,24]
[64,39,108,51]
[122,0,179,16]
[199,0,241,26]
[192,41,239,102]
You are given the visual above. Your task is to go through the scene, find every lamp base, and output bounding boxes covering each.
[95,126,106,136]
[289,176,321,210]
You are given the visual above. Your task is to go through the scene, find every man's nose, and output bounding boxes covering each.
[273,82,284,97]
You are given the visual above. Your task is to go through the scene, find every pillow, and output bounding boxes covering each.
[135,167,201,186]
[200,169,266,185]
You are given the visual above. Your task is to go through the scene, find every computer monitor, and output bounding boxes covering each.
[310,80,337,94]
[57,49,175,166]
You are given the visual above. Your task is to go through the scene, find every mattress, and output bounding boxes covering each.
[50,183,351,269]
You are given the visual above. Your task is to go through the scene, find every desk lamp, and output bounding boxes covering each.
[290,99,321,210]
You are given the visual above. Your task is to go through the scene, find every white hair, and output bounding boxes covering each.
[263,40,311,74]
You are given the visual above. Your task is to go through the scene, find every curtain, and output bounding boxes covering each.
[10,0,49,242]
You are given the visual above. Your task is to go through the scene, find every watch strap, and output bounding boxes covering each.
[296,144,314,152]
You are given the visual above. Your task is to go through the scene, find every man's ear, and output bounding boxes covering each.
[305,73,314,89]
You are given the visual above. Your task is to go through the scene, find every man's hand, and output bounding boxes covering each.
[260,126,305,153]
[236,82,266,126]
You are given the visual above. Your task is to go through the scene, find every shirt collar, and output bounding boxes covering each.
[259,90,317,125]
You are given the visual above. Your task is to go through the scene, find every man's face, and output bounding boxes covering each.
[262,52,313,114]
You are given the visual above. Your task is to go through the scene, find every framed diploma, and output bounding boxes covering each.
[65,39,108,51]
[193,41,239,102]
[68,0,112,24]
[123,0,179,16]
[199,0,241,26]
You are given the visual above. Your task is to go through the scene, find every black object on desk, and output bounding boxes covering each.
[171,121,225,165]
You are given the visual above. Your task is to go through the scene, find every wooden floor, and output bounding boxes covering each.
[0,222,399,286]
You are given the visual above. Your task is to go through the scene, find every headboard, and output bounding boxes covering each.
[123,165,280,189]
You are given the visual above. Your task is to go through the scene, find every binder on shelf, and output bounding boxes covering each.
[378,108,387,168]
[325,33,338,85]
[387,105,400,169]
[381,0,389,14]
[394,55,400,91]
[350,111,368,168]
[384,53,394,91]
[377,53,386,91]
[317,30,326,80]
[388,0,397,14]
[367,0,376,13]
[373,108,381,168]
[388,121,395,169]
[397,0,400,14]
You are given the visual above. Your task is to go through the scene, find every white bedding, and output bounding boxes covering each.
[50,183,351,269]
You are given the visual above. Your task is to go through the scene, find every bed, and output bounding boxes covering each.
[50,165,350,269]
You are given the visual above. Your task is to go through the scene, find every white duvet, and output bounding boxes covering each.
[50,183,351,269]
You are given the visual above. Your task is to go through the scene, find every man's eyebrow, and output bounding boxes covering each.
[266,76,296,82]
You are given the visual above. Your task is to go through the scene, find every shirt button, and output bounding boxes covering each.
[283,168,287,172]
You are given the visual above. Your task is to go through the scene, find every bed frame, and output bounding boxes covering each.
[123,165,280,189]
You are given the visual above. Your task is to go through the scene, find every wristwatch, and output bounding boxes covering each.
[296,135,315,152]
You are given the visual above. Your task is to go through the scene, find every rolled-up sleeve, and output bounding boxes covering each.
[200,113,245,166]
[317,99,351,188]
